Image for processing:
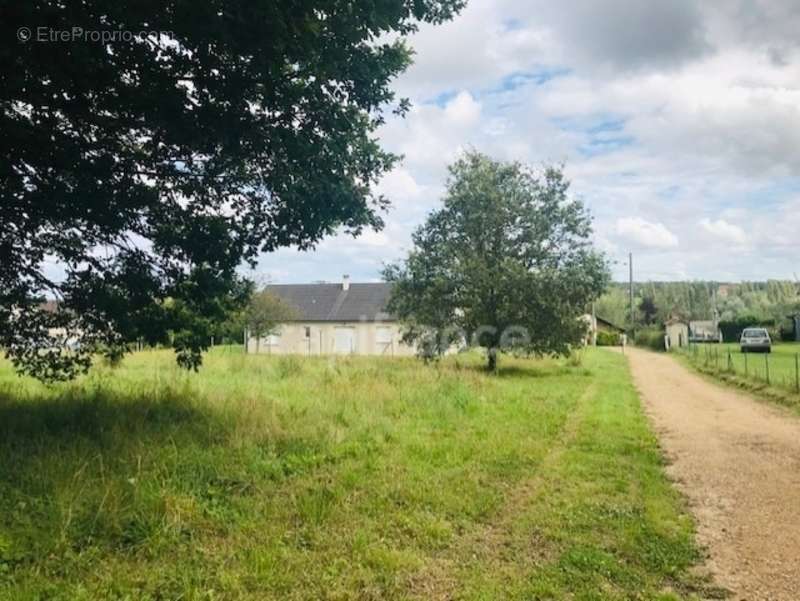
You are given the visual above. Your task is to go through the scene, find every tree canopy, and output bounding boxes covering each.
[384,152,610,370]
[639,295,658,325]
[0,0,464,380]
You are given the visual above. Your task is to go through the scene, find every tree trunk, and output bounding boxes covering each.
[487,347,498,372]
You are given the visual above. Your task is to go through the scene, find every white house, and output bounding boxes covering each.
[245,276,415,356]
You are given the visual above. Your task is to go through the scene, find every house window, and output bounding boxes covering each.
[266,329,281,346]
[304,326,311,338]
[334,327,355,353]
[376,326,392,345]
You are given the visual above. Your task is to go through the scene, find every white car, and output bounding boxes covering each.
[740,328,771,353]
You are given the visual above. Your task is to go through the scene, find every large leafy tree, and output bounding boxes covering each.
[384,152,610,371]
[0,0,463,380]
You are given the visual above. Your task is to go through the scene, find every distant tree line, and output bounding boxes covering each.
[596,280,800,339]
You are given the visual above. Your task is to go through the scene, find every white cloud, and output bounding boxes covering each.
[615,217,679,249]
[444,91,481,125]
[354,229,391,248]
[593,233,620,256]
[374,168,425,204]
[253,0,800,282]
[699,218,747,245]
[520,0,711,72]
[392,2,550,98]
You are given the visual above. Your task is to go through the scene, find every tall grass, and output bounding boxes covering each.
[0,347,705,599]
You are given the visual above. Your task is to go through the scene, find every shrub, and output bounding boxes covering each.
[634,327,665,351]
[596,331,621,346]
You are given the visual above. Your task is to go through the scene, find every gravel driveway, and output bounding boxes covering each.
[625,347,800,600]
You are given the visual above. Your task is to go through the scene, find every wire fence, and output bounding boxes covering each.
[681,344,800,394]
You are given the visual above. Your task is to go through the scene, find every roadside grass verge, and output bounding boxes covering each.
[676,342,800,413]
[0,347,705,599]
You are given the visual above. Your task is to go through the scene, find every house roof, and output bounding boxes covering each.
[265,283,395,322]
[596,316,625,332]
[690,320,718,328]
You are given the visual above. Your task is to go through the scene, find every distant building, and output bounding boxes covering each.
[35,300,81,349]
[689,320,722,343]
[583,314,625,345]
[245,276,415,356]
[716,283,734,298]
[665,318,689,349]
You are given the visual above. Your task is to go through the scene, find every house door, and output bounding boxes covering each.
[334,327,355,354]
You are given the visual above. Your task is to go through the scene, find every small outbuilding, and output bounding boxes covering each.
[582,314,625,346]
[597,316,625,336]
[665,318,689,350]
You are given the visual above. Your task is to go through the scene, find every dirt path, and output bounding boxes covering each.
[624,347,800,600]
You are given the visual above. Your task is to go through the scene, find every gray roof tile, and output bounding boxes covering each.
[265,283,395,322]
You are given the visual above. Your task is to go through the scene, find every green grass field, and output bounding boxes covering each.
[680,342,800,404]
[0,347,707,600]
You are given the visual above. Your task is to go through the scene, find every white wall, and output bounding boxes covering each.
[666,323,689,349]
[246,322,416,356]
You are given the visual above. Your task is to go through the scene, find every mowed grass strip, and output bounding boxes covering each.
[0,348,702,600]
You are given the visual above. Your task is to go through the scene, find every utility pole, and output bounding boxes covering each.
[712,286,719,324]
[629,252,634,336]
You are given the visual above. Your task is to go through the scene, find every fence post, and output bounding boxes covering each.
[765,353,770,386]
[795,354,799,394]
[744,351,748,377]
[727,349,732,372]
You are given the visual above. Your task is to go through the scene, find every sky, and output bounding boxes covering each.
[252,0,800,285]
